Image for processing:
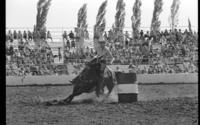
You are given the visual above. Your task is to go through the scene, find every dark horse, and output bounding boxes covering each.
[46,56,116,105]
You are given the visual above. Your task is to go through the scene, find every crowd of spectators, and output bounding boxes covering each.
[6,28,198,76]
[6,30,56,76]
[6,30,53,41]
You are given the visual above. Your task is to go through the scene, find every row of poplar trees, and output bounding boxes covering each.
[34,0,186,51]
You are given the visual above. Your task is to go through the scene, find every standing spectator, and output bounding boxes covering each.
[177,29,182,42]
[17,31,23,40]
[28,30,33,41]
[140,30,144,39]
[62,31,68,41]
[58,47,62,61]
[66,40,70,49]
[47,31,53,41]
[23,31,28,40]
[9,39,14,61]
[13,30,18,39]
[7,30,13,40]
[125,31,130,47]
[69,30,75,40]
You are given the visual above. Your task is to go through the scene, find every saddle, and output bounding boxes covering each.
[103,66,117,85]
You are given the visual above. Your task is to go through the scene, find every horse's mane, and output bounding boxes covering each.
[71,56,102,85]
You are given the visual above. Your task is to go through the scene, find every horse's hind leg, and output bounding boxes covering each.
[62,94,74,103]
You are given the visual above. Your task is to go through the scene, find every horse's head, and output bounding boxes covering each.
[85,55,104,70]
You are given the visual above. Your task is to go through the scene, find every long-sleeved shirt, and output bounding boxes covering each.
[96,46,114,64]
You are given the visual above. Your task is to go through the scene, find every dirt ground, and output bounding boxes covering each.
[6,84,198,125]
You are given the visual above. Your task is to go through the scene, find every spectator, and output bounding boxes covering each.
[13,30,18,39]
[69,30,75,40]
[47,31,53,41]
[58,47,62,61]
[40,30,46,40]
[28,31,33,41]
[7,30,13,40]
[17,31,23,40]
[62,31,68,41]
[71,40,75,48]
[140,30,144,38]
[144,31,150,39]
[6,27,198,76]
[23,31,28,40]
[66,40,70,49]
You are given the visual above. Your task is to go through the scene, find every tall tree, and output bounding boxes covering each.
[93,0,107,50]
[35,0,52,41]
[188,18,192,33]
[150,0,163,37]
[131,0,142,43]
[76,4,88,51]
[169,0,180,31]
[113,0,126,43]
[77,4,87,32]
[33,0,54,64]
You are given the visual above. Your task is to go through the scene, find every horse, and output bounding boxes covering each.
[46,55,116,105]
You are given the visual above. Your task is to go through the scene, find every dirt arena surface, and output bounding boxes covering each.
[6,84,198,125]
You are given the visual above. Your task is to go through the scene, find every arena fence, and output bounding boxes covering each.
[6,73,198,86]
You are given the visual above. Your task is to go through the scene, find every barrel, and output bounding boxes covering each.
[115,72,138,103]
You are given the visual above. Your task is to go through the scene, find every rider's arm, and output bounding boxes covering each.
[106,49,114,64]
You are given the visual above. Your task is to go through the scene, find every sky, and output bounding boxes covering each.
[6,0,198,31]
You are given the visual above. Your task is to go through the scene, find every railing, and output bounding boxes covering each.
[6,26,198,42]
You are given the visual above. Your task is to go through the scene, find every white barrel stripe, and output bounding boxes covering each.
[117,84,138,94]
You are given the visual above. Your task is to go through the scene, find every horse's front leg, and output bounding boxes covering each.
[95,80,105,97]
[61,94,74,104]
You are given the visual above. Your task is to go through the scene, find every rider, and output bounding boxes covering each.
[95,36,114,96]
